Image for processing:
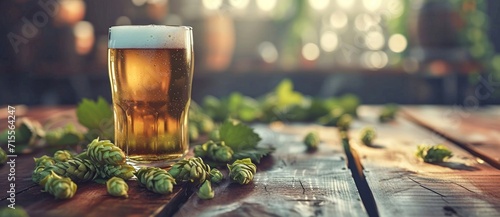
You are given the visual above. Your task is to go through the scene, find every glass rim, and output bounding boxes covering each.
[109,25,192,31]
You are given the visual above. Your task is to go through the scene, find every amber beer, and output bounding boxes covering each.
[108,25,193,167]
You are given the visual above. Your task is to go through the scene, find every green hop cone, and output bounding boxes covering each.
[304,132,320,150]
[336,114,352,131]
[34,155,55,168]
[74,151,89,160]
[360,127,376,146]
[168,157,211,185]
[194,141,234,163]
[198,180,214,200]
[87,138,125,165]
[41,171,78,199]
[136,167,176,194]
[214,145,233,162]
[53,150,73,162]
[99,164,136,180]
[0,147,7,165]
[197,117,215,134]
[228,158,256,185]
[189,124,199,141]
[416,144,453,163]
[0,206,29,217]
[209,168,223,184]
[106,177,129,198]
[33,158,98,184]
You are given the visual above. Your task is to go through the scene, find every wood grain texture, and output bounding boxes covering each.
[174,124,367,217]
[349,106,500,217]
[403,106,500,169]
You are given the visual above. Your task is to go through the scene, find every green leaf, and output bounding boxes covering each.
[218,121,261,151]
[76,97,113,130]
[232,147,274,163]
[275,79,303,109]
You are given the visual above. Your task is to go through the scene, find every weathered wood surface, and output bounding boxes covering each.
[403,106,500,169]
[175,124,367,217]
[349,106,500,217]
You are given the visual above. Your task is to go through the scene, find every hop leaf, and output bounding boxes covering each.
[228,158,256,185]
[99,164,136,180]
[198,180,215,200]
[416,144,453,163]
[0,147,7,165]
[360,127,377,146]
[168,157,211,185]
[136,167,176,194]
[209,168,224,184]
[41,171,78,199]
[53,150,73,162]
[107,177,129,198]
[87,138,125,165]
[304,132,320,150]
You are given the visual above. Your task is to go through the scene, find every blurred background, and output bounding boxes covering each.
[1,0,499,105]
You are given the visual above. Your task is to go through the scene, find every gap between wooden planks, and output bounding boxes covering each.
[347,106,500,217]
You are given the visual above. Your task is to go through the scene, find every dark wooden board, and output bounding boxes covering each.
[349,106,500,217]
[403,106,500,169]
[175,124,368,217]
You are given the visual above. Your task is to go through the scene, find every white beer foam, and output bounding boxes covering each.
[108,25,191,49]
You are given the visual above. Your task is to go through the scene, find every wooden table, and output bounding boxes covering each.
[1,106,499,217]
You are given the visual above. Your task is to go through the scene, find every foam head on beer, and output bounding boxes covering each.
[108,25,192,49]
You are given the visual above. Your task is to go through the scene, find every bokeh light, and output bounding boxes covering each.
[365,31,385,50]
[257,0,277,12]
[203,0,223,10]
[302,43,320,61]
[115,16,132,25]
[388,34,407,53]
[330,11,348,29]
[258,41,279,63]
[362,0,382,11]
[309,0,330,11]
[73,21,94,55]
[320,31,339,52]
[336,0,355,9]
[229,0,250,9]
[132,0,147,6]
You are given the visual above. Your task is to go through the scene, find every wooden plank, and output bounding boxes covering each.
[0,179,188,217]
[175,124,368,217]
[349,106,500,217]
[0,152,39,199]
[403,106,500,169]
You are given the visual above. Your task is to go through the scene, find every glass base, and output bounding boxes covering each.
[126,153,187,169]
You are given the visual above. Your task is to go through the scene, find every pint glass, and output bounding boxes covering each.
[108,25,194,167]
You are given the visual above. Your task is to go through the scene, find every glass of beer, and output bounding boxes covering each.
[108,25,194,167]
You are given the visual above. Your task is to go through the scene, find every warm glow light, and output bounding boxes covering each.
[229,0,250,9]
[115,16,132,25]
[368,51,388,69]
[132,0,147,6]
[365,31,385,50]
[258,41,278,63]
[320,31,338,52]
[148,0,167,5]
[302,43,320,61]
[362,0,382,11]
[386,0,404,19]
[203,0,223,10]
[257,0,277,11]
[309,0,330,10]
[336,0,355,9]
[355,14,377,31]
[57,0,85,25]
[73,21,94,55]
[330,11,348,29]
[388,34,407,53]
